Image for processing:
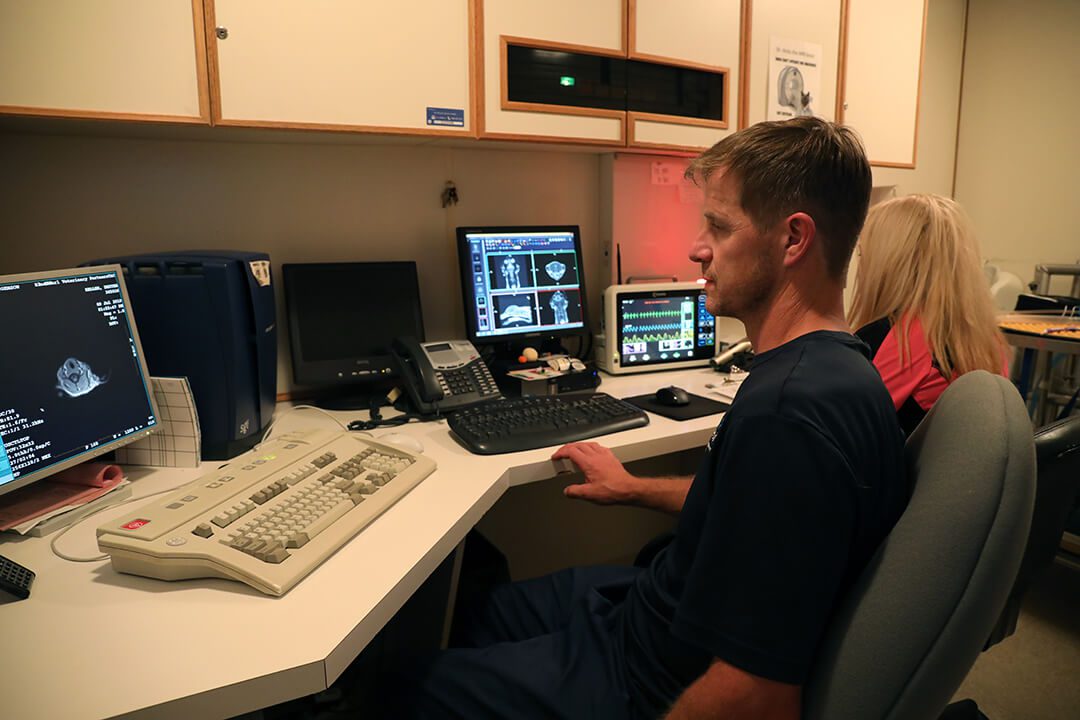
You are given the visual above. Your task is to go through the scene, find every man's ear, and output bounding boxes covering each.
[781,212,817,267]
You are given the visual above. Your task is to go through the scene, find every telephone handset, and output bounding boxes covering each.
[391,337,502,415]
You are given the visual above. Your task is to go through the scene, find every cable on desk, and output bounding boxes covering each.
[347,392,425,431]
[49,482,197,563]
[257,404,356,448]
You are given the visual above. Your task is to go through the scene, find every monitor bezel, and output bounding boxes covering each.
[0,264,161,499]
[281,261,426,387]
[456,225,589,346]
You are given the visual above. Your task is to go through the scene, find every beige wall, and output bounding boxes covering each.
[0,133,603,392]
[610,154,701,285]
[869,0,967,195]
[954,0,1080,289]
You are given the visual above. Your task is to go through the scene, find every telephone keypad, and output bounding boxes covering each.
[438,361,500,398]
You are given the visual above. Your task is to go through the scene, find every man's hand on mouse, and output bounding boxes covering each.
[551,442,639,506]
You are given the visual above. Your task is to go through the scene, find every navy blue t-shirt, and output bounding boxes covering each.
[619,331,908,717]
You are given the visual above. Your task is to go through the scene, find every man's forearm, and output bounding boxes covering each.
[664,659,801,720]
[626,476,692,515]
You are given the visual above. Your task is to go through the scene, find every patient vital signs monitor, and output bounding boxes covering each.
[457,226,587,344]
[595,282,716,374]
[0,266,159,498]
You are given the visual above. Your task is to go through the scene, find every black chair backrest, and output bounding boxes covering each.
[984,412,1080,648]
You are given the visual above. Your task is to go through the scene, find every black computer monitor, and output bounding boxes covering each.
[0,265,160,499]
[457,225,588,346]
[282,261,425,391]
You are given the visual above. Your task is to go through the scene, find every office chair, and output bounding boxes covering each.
[935,412,1080,719]
[804,371,1036,720]
[983,412,1080,648]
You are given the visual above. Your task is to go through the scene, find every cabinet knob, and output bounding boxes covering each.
[216,26,229,40]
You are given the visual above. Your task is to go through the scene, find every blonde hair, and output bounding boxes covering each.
[848,194,1003,378]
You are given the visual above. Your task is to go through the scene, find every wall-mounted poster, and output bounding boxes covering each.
[768,37,823,120]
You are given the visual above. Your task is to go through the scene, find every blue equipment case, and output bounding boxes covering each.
[83,251,276,460]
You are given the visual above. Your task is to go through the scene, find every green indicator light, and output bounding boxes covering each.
[559,76,575,87]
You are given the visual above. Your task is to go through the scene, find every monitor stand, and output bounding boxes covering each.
[487,338,577,394]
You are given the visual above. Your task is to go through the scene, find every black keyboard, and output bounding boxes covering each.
[448,393,650,455]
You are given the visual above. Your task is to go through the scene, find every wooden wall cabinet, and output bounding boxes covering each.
[479,0,744,152]
[840,0,927,167]
[209,0,473,136]
[0,0,209,123]
[0,0,926,165]
[478,0,627,146]
[627,0,743,152]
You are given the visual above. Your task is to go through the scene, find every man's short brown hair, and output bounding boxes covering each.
[685,117,872,279]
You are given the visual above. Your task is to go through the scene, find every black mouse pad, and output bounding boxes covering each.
[622,392,730,421]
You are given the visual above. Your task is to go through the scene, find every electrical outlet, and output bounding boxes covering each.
[651,161,682,186]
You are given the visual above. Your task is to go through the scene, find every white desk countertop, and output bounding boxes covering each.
[0,368,729,720]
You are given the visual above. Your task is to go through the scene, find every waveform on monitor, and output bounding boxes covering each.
[621,322,685,333]
[621,309,684,319]
[623,331,694,343]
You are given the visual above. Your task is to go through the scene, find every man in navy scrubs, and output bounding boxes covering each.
[407,117,907,720]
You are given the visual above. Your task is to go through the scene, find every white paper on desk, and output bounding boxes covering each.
[708,378,745,402]
[9,480,130,535]
[507,366,567,381]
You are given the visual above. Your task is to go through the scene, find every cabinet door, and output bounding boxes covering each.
[0,0,208,122]
[211,0,472,135]
[745,0,842,127]
[841,0,926,167]
[480,0,626,145]
[627,0,742,152]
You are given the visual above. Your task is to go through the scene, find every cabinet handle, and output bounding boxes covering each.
[216,26,229,40]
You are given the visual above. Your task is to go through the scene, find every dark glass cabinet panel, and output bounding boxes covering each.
[506,44,725,122]
[626,60,724,120]
[506,45,625,111]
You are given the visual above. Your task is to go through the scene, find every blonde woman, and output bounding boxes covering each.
[849,194,1006,435]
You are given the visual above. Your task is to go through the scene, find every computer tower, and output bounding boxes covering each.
[83,251,276,460]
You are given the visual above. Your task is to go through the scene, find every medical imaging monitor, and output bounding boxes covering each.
[0,265,159,499]
[457,225,588,344]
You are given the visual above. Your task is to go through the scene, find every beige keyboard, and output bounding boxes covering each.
[97,428,436,595]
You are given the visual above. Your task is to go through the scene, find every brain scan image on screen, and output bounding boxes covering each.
[493,293,536,328]
[501,256,522,290]
[533,252,578,287]
[487,254,537,291]
[537,288,582,327]
[56,357,108,397]
[550,291,569,324]
[544,260,566,283]
[501,304,532,324]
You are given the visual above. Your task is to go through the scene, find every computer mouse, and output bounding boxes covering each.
[379,433,425,454]
[654,385,691,407]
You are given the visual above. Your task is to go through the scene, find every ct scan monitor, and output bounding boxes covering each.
[0,265,159,498]
[282,261,425,387]
[457,225,587,344]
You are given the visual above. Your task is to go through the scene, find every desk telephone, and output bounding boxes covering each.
[391,337,502,415]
